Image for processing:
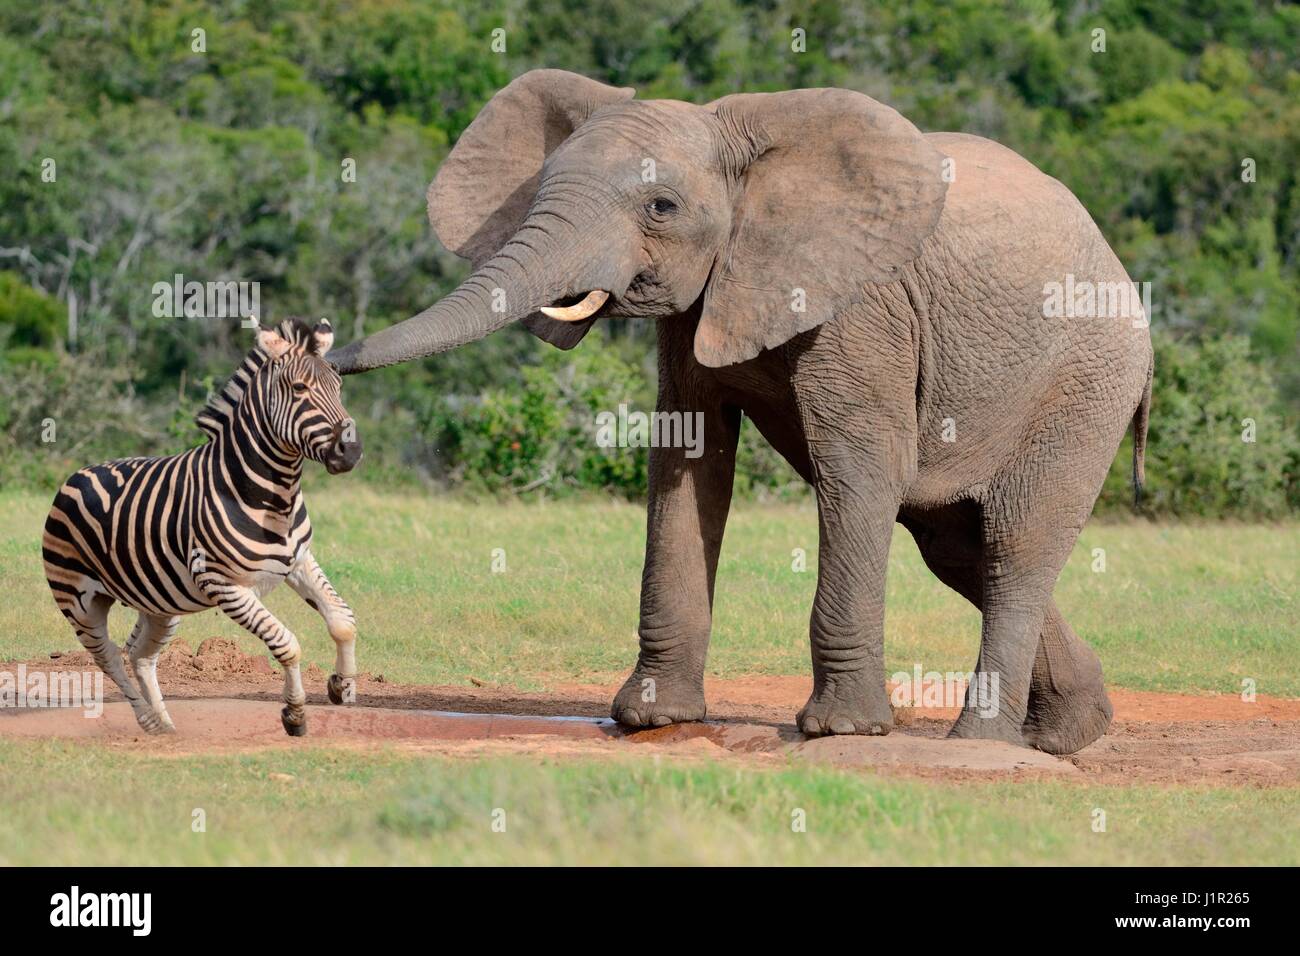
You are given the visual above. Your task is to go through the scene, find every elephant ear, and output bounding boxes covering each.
[427,69,634,350]
[696,89,949,368]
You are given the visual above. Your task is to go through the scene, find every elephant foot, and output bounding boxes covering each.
[1020,603,1112,754]
[797,678,893,737]
[1022,685,1112,755]
[610,670,705,728]
[947,709,1026,748]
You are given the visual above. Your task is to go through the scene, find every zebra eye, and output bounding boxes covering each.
[292,381,308,394]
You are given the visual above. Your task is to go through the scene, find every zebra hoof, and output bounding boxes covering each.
[281,707,307,737]
[327,674,354,705]
[137,712,175,735]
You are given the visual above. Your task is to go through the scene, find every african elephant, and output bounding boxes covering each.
[329,69,1153,755]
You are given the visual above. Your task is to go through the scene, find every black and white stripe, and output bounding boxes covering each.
[43,319,363,735]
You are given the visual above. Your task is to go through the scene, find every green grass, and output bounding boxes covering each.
[0,740,1294,865]
[2,487,1296,695]
[4,489,1296,867]
[5,486,1294,697]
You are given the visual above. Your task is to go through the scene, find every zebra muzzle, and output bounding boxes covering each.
[324,419,363,474]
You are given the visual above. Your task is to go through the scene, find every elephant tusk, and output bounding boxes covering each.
[539,290,608,322]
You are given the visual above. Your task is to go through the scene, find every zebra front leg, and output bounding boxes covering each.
[287,551,357,706]
[200,577,308,736]
[126,612,181,733]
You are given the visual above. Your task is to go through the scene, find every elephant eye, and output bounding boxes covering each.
[647,197,678,216]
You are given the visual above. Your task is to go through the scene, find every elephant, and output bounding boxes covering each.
[329,69,1153,755]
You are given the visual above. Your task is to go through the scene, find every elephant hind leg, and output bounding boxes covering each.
[1022,603,1111,754]
[900,508,1112,755]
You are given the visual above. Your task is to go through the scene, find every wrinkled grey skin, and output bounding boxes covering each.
[330,70,1153,755]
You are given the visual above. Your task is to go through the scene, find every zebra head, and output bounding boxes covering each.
[255,319,364,474]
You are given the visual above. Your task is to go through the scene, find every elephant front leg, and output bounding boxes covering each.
[798,475,898,736]
[611,401,741,729]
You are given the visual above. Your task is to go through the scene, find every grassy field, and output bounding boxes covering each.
[0,740,1296,866]
[2,486,1297,866]
[2,486,1295,696]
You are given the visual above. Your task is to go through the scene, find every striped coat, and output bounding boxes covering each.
[43,319,363,735]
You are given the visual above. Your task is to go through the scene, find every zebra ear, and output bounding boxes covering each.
[313,319,335,357]
[255,323,293,359]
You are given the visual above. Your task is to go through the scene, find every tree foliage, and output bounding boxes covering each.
[1,0,1296,514]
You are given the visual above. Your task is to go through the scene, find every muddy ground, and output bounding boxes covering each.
[3,639,1298,785]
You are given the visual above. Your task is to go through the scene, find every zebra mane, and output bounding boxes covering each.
[194,319,321,439]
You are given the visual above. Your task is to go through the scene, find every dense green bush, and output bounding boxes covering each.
[430,330,652,495]
[0,272,62,351]
[1095,334,1299,518]
[8,323,1292,519]
[0,349,177,489]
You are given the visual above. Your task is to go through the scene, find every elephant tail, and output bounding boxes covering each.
[1131,355,1153,507]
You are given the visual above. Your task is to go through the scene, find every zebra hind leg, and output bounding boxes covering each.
[127,612,181,733]
[67,595,164,733]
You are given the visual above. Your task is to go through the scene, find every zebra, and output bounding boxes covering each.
[43,319,363,736]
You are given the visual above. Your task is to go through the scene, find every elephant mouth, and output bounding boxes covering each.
[539,289,609,322]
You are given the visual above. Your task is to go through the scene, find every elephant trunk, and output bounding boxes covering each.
[329,208,633,374]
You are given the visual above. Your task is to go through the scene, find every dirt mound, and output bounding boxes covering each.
[46,638,293,683]
[159,638,274,681]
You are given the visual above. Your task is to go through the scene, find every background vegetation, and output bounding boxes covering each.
[1,0,1297,516]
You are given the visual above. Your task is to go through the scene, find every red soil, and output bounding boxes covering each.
[3,642,1298,785]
